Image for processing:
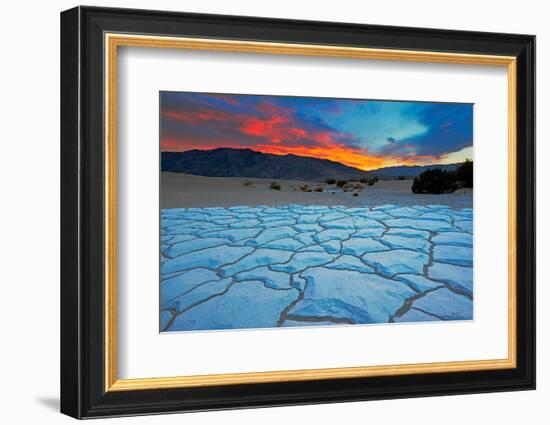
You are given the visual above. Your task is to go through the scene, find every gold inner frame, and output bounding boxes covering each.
[104,33,517,392]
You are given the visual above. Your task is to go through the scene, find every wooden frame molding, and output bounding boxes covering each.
[104,33,518,392]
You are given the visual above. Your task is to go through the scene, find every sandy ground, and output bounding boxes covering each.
[161,172,473,209]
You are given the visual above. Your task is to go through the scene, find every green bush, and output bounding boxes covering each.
[366,176,379,186]
[455,159,473,188]
[325,178,337,185]
[270,181,281,191]
[412,168,457,194]
[336,180,347,188]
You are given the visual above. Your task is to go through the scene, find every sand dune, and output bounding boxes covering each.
[161,172,473,209]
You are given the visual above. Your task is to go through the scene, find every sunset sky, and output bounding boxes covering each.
[160,92,473,171]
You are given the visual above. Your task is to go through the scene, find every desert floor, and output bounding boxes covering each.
[160,203,473,332]
[160,173,474,332]
[161,172,473,209]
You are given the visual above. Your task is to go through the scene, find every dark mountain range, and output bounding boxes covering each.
[161,148,461,181]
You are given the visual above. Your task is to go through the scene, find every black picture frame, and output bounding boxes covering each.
[61,5,535,419]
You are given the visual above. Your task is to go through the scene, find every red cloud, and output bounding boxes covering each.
[241,115,288,137]
[209,94,240,105]
[163,109,240,123]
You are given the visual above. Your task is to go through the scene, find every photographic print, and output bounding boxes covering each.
[159,92,474,332]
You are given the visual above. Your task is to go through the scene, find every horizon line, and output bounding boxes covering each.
[161,146,472,171]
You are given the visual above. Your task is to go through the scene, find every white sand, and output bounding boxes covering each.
[161,172,473,209]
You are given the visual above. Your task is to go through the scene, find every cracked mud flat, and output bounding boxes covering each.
[160,204,473,332]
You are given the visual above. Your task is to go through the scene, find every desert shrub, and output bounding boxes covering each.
[353,193,359,197]
[398,175,406,181]
[314,186,323,192]
[455,159,473,188]
[359,177,368,183]
[243,180,253,187]
[325,178,337,185]
[354,183,364,190]
[412,168,457,194]
[270,181,281,191]
[366,176,379,186]
[336,180,347,188]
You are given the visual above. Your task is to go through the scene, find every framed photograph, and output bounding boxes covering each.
[60,6,535,419]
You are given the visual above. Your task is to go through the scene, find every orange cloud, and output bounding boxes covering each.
[255,143,386,171]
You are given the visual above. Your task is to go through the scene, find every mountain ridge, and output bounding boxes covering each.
[161,147,462,181]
